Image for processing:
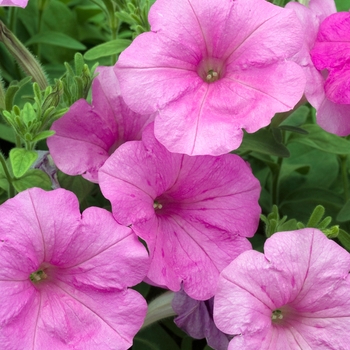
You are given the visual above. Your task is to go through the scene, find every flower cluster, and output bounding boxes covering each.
[2,0,350,349]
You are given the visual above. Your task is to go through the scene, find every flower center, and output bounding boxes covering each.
[197,57,225,83]
[153,200,163,210]
[30,269,48,283]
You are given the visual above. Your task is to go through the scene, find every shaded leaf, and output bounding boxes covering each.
[13,169,52,192]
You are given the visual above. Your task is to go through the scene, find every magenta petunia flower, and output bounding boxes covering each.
[0,0,28,7]
[115,0,305,156]
[287,0,350,136]
[214,228,350,349]
[47,66,154,182]
[99,124,260,300]
[172,289,231,350]
[0,187,149,349]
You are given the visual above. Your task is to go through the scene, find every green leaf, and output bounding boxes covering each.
[237,129,290,158]
[25,31,86,50]
[32,130,55,143]
[288,124,350,154]
[335,0,350,11]
[338,229,350,251]
[337,199,350,222]
[12,169,52,192]
[9,148,38,178]
[84,39,131,60]
[57,172,95,205]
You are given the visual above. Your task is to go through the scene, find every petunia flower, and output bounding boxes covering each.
[115,0,305,156]
[286,0,350,136]
[0,0,28,8]
[98,124,261,300]
[47,66,154,183]
[213,228,350,349]
[172,289,231,350]
[0,187,149,349]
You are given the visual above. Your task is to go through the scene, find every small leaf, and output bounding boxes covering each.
[25,31,86,50]
[32,130,56,143]
[9,148,38,178]
[84,39,131,60]
[13,169,52,192]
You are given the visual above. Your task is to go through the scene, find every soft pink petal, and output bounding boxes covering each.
[316,95,350,136]
[0,0,28,7]
[0,188,81,275]
[48,99,115,182]
[33,284,146,349]
[115,32,201,115]
[57,206,149,290]
[308,0,337,22]
[155,62,305,155]
[48,66,154,182]
[222,0,303,67]
[324,63,350,104]
[311,12,350,71]
[0,281,39,350]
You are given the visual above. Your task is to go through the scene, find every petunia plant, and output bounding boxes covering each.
[1,0,350,349]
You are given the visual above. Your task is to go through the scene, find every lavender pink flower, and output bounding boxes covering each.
[47,66,154,183]
[214,228,350,349]
[287,0,350,136]
[0,0,28,7]
[99,124,261,300]
[0,187,149,349]
[172,289,231,350]
[115,0,305,156]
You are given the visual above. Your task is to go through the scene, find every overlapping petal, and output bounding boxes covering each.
[99,124,260,299]
[48,66,154,182]
[214,228,350,350]
[0,188,149,349]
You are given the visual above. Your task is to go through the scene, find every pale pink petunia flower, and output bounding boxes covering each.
[214,228,350,350]
[98,124,261,300]
[0,187,149,350]
[115,0,306,156]
[47,66,154,183]
[0,0,28,7]
[287,0,350,136]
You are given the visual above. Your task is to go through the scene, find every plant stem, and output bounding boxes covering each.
[340,154,349,203]
[0,152,15,198]
[141,291,176,329]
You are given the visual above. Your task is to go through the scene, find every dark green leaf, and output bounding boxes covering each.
[25,31,86,50]
[13,169,52,192]
[237,129,290,158]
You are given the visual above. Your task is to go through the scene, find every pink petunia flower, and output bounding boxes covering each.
[115,0,305,156]
[286,0,350,136]
[214,228,350,349]
[0,0,28,7]
[98,124,261,300]
[0,187,149,350]
[47,66,154,183]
